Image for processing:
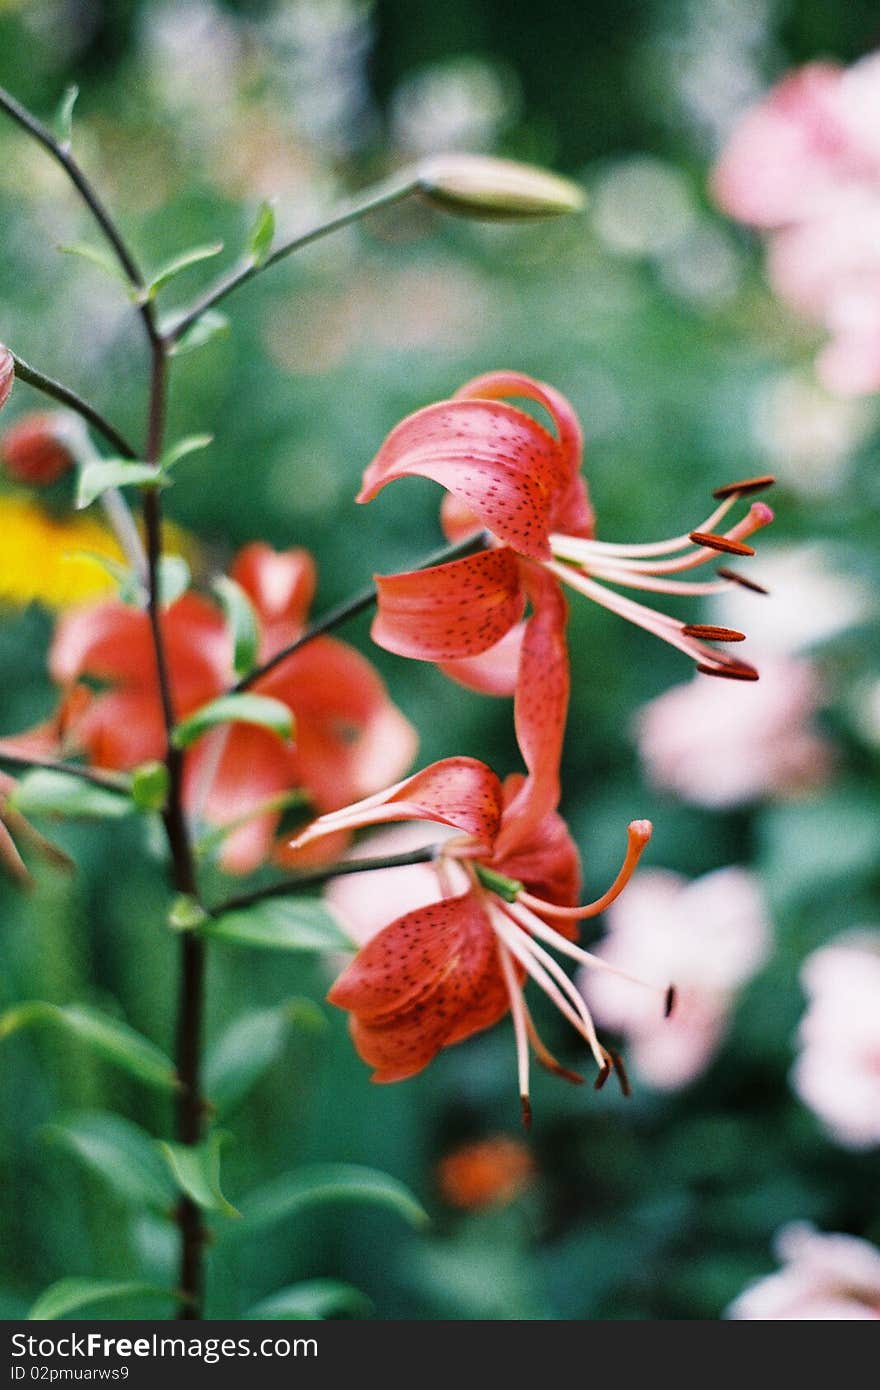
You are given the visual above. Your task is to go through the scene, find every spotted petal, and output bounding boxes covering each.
[371,547,525,661]
[328,890,508,1081]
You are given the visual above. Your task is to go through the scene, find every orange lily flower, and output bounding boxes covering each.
[7,544,415,873]
[288,593,670,1120]
[359,370,774,691]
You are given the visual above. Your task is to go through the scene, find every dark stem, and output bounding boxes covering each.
[10,352,138,458]
[140,344,205,1319]
[211,845,440,916]
[0,84,161,347]
[235,529,491,692]
[0,748,131,791]
[164,179,417,343]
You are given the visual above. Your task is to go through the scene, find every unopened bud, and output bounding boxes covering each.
[1,412,76,486]
[416,154,586,221]
[0,348,13,413]
[131,760,170,812]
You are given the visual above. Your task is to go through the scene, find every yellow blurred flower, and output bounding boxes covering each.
[0,495,193,608]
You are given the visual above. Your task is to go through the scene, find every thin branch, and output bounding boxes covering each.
[235,528,491,692]
[0,84,160,345]
[0,748,131,792]
[10,352,138,458]
[211,844,440,916]
[164,177,418,343]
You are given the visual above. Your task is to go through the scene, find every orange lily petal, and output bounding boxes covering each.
[492,775,582,921]
[358,398,567,560]
[454,370,592,536]
[288,756,504,855]
[438,620,526,695]
[371,547,525,661]
[230,543,316,657]
[495,570,570,854]
[328,890,508,1082]
[184,723,298,875]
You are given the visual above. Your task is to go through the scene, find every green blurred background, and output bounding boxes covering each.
[1,0,879,1320]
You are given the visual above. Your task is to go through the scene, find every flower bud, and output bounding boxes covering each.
[0,347,13,413]
[1,412,76,486]
[416,154,586,220]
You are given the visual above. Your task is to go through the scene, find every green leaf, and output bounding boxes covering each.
[161,434,214,470]
[167,310,230,357]
[157,554,191,606]
[131,761,169,812]
[203,897,349,953]
[144,243,224,300]
[247,200,276,267]
[159,1133,239,1217]
[59,241,131,288]
[43,1112,176,1210]
[28,1278,172,1321]
[168,894,208,932]
[247,1279,371,1320]
[239,1164,429,1233]
[10,769,132,820]
[212,575,259,679]
[205,999,326,1114]
[77,459,162,510]
[0,1002,177,1091]
[55,85,79,150]
[67,550,142,604]
[172,693,294,750]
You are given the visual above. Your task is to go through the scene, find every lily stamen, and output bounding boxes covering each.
[518,818,653,922]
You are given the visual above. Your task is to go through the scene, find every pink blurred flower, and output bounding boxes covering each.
[791,932,880,1149]
[577,866,770,1090]
[713,52,880,396]
[635,655,832,808]
[726,1223,880,1319]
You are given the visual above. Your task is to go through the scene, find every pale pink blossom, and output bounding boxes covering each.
[577,866,770,1090]
[791,932,880,1149]
[635,656,831,808]
[713,52,880,396]
[726,1223,880,1320]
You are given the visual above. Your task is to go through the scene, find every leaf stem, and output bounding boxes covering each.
[164,177,418,343]
[234,529,490,692]
[211,844,440,916]
[10,352,138,459]
[0,748,131,791]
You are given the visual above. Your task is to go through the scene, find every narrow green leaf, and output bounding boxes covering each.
[247,1279,371,1320]
[212,576,259,679]
[161,434,214,470]
[203,898,349,953]
[28,1278,172,1321]
[205,999,326,1114]
[172,693,294,750]
[10,769,132,820]
[247,200,276,267]
[55,85,79,150]
[67,549,142,604]
[144,243,224,300]
[0,1002,177,1091]
[157,554,191,606]
[59,241,131,288]
[131,761,169,812]
[166,310,230,357]
[43,1112,176,1209]
[160,1133,240,1217]
[77,459,162,510]
[239,1164,429,1233]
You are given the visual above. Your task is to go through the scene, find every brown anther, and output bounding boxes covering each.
[689,531,756,556]
[716,566,769,596]
[664,985,677,1019]
[607,1048,632,1098]
[682,624,746,642]
[520,1095,533,1130]
[695,660,759,682]
[594,1058,612,1091]
[712,474,776,500]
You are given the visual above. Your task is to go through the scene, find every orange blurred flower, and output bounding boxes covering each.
[437,1136,536,1210]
